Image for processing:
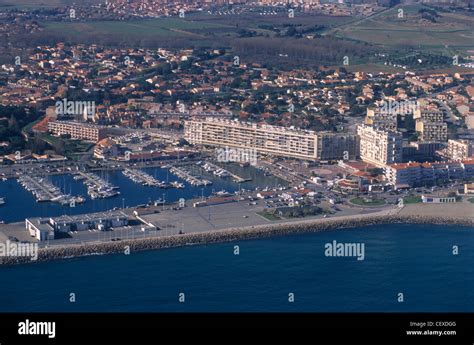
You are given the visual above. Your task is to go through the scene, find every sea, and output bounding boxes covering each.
[0,223,472,312]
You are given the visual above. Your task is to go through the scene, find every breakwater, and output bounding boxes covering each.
[1,212,473,265]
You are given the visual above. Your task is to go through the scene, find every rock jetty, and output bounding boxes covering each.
[1,212,473,265]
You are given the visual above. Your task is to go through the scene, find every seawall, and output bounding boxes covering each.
[1,212,473,265]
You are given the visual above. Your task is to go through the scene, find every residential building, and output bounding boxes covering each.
[385,159,474,188]
[416,120,447,142]
[402,142,443,162]
[447,139,474,161]
[357,124,402,167]
[48,121,107,142]
[413,109,444,122]
[365,107,397,131]
[316,132,359,160]
[184,118,318,160]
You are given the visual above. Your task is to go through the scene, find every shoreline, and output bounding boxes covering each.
[1,207,473,265]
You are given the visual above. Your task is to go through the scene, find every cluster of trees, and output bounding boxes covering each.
[0,106,41,154]
[231,36,373,69]
[274,205,324,218]
[389,52,453,69]
[418,8,441,22]
[280,24,326,37]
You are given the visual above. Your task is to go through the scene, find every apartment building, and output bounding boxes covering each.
[316,132,359,160]
[357,124,403,167]
[365,108,397,131]
[384,162,423,188]
[385,159,474,188]
[48,121,107,142]
[402,141,444,162]
[447,139,474,161]
[413,109,444,122]
[416,120,448,142]
[184,118,318,160]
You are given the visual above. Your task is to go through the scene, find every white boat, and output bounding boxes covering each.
[170,181,185,189]
[0,197,5,206]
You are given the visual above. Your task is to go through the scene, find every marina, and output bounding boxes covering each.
[17,175,84,206]
[122,168,184,189]
[199,161,252,183]
[169,166,212,186]
[0,164,286,223]
[74,172,120,199]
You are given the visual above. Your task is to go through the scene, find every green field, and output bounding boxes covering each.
[44,17,238,38]
[257,212,281,221]
[2,2,470,72]
[403,195,422,204]
[333,5,474,56]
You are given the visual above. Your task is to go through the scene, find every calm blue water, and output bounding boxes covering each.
[0,165,284,223]
[0,224,472,312]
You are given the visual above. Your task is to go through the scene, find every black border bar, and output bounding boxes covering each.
[0,313,473,345]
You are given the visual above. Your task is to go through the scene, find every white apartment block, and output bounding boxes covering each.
[447,139,473,161]
[184,118,318,160]
[357,124,402,167]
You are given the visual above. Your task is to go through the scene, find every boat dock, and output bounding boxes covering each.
[169,166,212,186]
[122,169,185,189]
[18,175,84,206]
[200,162,251,183]
[122,168,161,187]
[74,172,120,199]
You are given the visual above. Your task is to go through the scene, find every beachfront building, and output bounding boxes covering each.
[384,162,423,188]
[384,159,474,188]
[184,118,318,160]
[421,195,456,203]
[48,121,107,142]
[357,124,403,167]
